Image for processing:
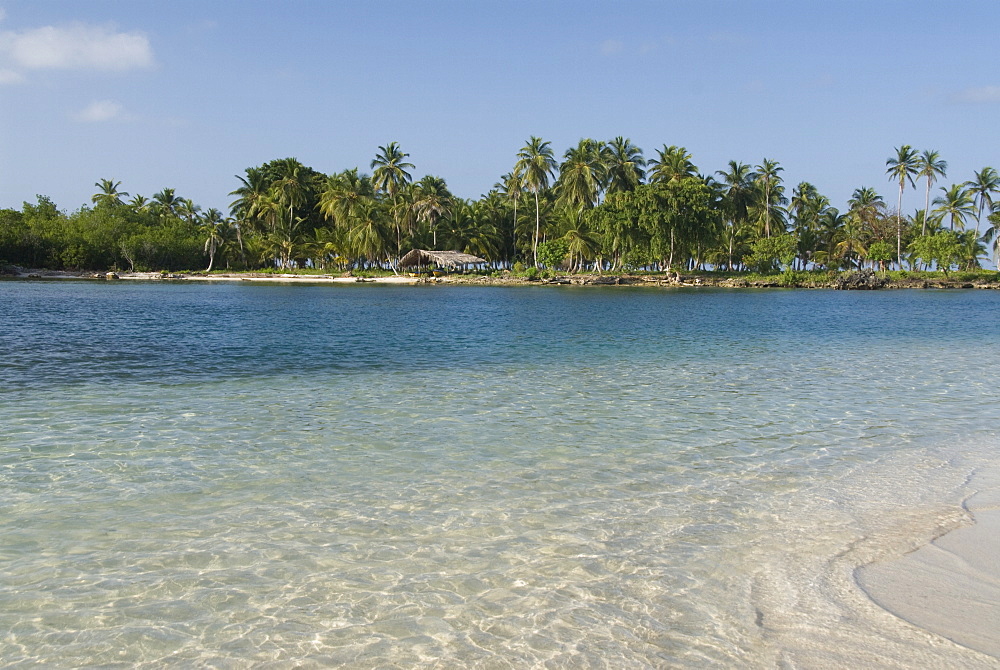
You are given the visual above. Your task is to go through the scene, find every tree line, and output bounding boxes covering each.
[2,140,998,274]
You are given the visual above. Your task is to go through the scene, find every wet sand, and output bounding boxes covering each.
[857,466,1000,658]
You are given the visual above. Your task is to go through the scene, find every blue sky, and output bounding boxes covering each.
[1,1,998,220]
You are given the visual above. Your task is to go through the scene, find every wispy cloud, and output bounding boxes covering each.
[0,21,153,83]
[600,39,623,56]
[0,67,22,84]
[955,85,1000,104]
[73,99,126,123]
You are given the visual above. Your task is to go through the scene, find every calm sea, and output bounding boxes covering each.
[1,280,998,667]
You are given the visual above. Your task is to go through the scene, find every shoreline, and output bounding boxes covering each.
[4,268,1000,290]
[856,465,1000,658]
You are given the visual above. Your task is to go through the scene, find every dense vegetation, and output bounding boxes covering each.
[2,140,998,274]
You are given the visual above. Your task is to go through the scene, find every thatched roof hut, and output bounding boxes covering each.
[398,249,486,269]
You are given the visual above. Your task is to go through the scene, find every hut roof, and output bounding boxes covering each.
[398,249,486,268]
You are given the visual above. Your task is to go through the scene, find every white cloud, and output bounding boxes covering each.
[0,22,153,72]
[600,39,623,56]
[0,67,22,84]
[955,86,1000,104]
[73,99,125,123]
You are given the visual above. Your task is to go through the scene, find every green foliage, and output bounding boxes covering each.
[536,238,569,269]
[743,234,797,273]
[777,269,808,286]
[621,247,653,272]
[909,231,962,273]
[866,240,894,269]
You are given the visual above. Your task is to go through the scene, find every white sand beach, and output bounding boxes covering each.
[857,466,1000,658]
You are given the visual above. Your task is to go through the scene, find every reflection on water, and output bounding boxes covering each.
[1,282,998,666]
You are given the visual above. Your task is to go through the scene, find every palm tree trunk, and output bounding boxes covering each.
[512,198,518,263]
[923,178,931,236]
[896,183,904,269]
[533,191,540,267]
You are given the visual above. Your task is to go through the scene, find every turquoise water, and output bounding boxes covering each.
[1,281,999,667]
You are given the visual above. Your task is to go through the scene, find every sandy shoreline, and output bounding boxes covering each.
[857,465,1000,658]
[5,268,1000,290]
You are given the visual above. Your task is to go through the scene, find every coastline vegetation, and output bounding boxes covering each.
[2,141,998,280]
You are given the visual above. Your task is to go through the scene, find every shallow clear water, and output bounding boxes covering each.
[1,281,998,667]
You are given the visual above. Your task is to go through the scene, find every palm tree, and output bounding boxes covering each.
[272,157,310,238]
[152,188,181,223]
[200,208,230,272]
[178,198,202,225]
[413,175,453,247]
[789,182,830,269]
[915,150,947,236]
[127,194,149,213]
[965,166,999,237]
[514,136,557,267]
[817,208,848,269]
[229,167,271,234]
[604,137,645,195]
[834,217,868,269]
[346,198,392,266]
[885,145,920,267]
[371,142,415,259]
[318,168,376,228]
[496,170,524,261]
[717,162,757,269]
[647,145,696,184]
[556,138,605,210]
[933,183,976,231]
[981,206,1000,268]
[848,187,886,225]
[92,179,128,208]
[561,212,602,272]
[755,159,783,238]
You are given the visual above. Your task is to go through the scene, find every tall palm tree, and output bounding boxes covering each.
[965,166,999,237]
[371,142,415,258]
[603,136,645,195]
[496,170,524,261]
[92,179,128,208]
[915,150,947,235]
[514,136,557,267]
[933,183,976,231]
[716,161,756,269]
[755,159,783,238]
[200,208,230,272]
[886,145,920,267]
[556,138,605,210]
[272,158,310,238]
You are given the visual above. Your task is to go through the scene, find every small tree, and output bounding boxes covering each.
[743,234,797,273]
[866,240,894,272]
[536,238,569,270]
[910,231,962,274]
